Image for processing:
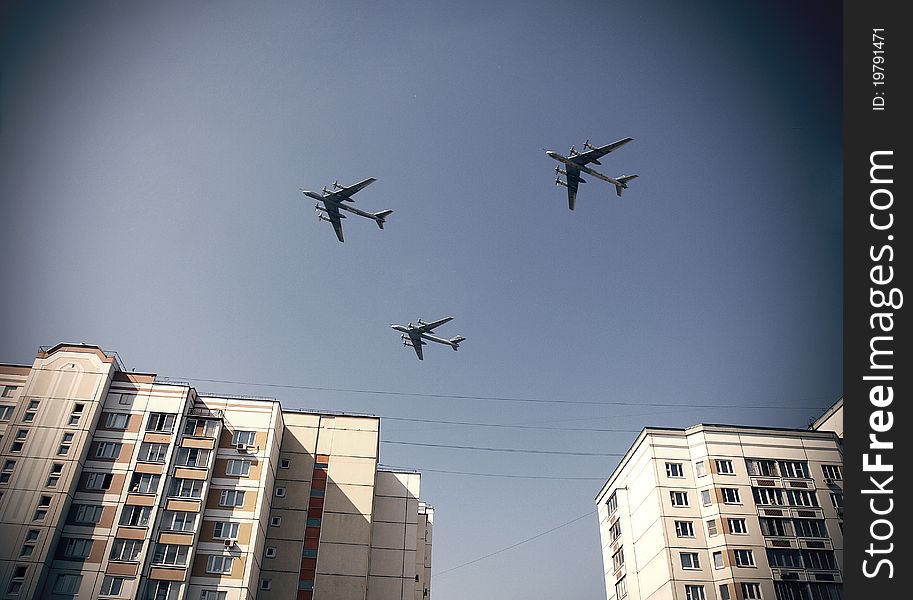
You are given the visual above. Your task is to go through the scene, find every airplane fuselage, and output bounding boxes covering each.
[304,191,383,221]
[390,325,459,348]
[546,152,626,187]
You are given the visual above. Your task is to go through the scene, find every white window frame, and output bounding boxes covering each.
[700,489,712,506]
[716,459,734,475]
[99,575,125,597]
[84,472,112,490]
[740,582,763,599]
[161,510,196,532]
[138,443,168,463]
[231,430,256,446]
[685,585,706,600]
[212,521,240,539]
[225,460,252,476]
[722,487,741,504]
[105,412,129,429]
[674,520,695,537]
[63,537,94,558]
[151,544,189,567]
[680,552,701,570]
[670,491,689,507]
[95,442,122,459]
[713,551,724,569]
[219,489,245,507]
[170,478,203,499]
[206,554,233,574]
[728,518,748,534]
[130,473,161,494]
[665,462,684,478]
[734,549,756,567]
[109,539,142,562]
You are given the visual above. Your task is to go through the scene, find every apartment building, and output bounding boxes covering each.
[595,412,843,600]
[0,344,432,600]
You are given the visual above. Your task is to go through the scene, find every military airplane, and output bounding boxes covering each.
[301,177,393,242]
[546,138,638,210]
[391,317,466,361]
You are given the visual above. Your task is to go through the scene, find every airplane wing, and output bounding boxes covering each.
[409,333,425,360]
[564,166,581,211]
[330,177,377,202]
[322,202,346,242]
[415,316,453,333]
[570,138,633,166]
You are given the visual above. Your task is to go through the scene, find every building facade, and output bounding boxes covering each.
[0,344,432,600]
[595,420,843,600]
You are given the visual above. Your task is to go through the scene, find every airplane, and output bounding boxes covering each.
[301,177,393,242]
[391,317,466,361]
[546,138,639,210]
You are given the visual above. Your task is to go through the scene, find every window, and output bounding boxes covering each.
[22,401,39,422]
[183,418,219,438]
[151,544,189,566]
[779,461,809,479]
[25,530,39,542]
[138,443,168,463]
[719,584,732,600]
[100,575,126,597]
[767,548,804,569]
[144,581,173,600]
[38,495,51,507]
[615,576,628,599]
[785,489,819,507]
[760,517,792,537]
[219,489,245,507]
[265,546,278,558]
[69,504,103,524]
[685,585,706,600]
[728,518,747,534]
[68,414,81,426]
[794,518,828,538]
[741,583,763,599]
[802,549,837,570]
[310,488,325,498]
[270,516,282,527]
[680,552,700,569]
[713,551,724,569]
[53,574,82,594]
[95,442,122,459]
[130,473,161,494]
[700,489,712,506]
[231,430,256,446]
[722,488,741,504]
[746,459,777,477]
[225,460,252,476]
[612,547,624,571]
[752,487,783,506]
[666,462,684,478]
[260,580,273,591]
[306,518,321,527]
[609,521,621,542]
[175,447,210,468]
[3,459,16,471]
[206,555,233,574]
[19,545,33,557]
[705,518,718,536]
[275,487,286,497]
[675,521,694,537]
[606,491,618,515]
[84,472,113,491]
[62,537,94,559]
[0,405,13,420]
[33,509,47,521]
[201,592,227,600]
[734,549,756,567]
[716,459,734,474]
[170,478,203,498]
[830,492,844,509]
[110,539,143,561]
[822,464,842,480]
[670,491,688,507]
[120,505,152,527]
[212,521,240,539]
[105,413,130,429]
[147,412,176,432]
[1,386,17,398]
[161,511,196,532]
[280,458,291,469]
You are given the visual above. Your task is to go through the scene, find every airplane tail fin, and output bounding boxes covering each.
[449,336,466,350]
[374,209,394,229]
[614,175,638,197]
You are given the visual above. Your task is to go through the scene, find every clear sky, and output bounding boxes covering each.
[1,1,841,598]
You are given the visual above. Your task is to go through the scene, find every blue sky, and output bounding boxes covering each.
[1,1,841,598]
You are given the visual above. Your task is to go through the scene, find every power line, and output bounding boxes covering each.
[165,375,832,411]
[379,464,606,481]
[381,440,624,457]
[434,510,597,577]
[382,416,641,432]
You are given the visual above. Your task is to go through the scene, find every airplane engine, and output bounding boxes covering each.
[555,178,568,188]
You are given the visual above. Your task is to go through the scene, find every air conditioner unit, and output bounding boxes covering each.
[236,443,248,452]
[224,538,236,548]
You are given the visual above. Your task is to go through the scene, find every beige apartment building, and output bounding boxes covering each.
[0,344,433,600]
[596,403,844,600]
